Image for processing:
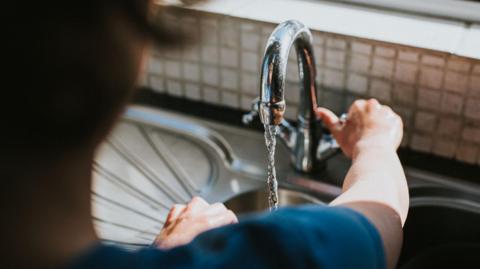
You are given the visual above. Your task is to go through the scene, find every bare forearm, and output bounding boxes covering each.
[330,146,408,269]
[330,146,409,225]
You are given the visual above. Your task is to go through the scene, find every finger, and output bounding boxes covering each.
[206,203,228,216]
[166,204,186,223]
[186,196,209,213]
[229,210,239,224]
[207,210,238,227]
[366,98,381,112]
[348,100,367,123]
[382,105,395,117]
[315,107,341,133]
[172,204,187,218]
[350,99,367,114]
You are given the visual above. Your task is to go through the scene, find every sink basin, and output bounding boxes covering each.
[398,181,480,268]
[400,204,480,268]
[225,188,324,216]
[92,106,266,245]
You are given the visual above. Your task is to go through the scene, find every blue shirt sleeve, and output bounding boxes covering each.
[68,206,385,269]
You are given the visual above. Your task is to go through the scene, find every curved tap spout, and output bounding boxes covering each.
[259,20,318,126]
[259,20,320,172]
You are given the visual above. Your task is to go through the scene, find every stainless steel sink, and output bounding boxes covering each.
[225,188,324,216]
[92,105,267,245]
[398,171,480,268]
[92,105,336,246]
[93,105,480,265]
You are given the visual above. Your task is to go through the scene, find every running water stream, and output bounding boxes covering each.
[263,124,279,211]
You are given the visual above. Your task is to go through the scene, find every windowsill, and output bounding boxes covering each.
[184,0,480,60]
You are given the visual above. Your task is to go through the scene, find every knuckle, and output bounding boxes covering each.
[213,202,227,210]
[191,196,202,202]
[187,196,204,208]
[172,204,182,210]
[191,196,207,204]
[353,99,364,107]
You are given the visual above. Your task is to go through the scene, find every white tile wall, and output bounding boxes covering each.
[241,32,260,51]
[165,60,181,78]
[411,134,433,153]
[444,71,469,94]
[146,10,480,165]
[351,42,372,55]
[203,86,220,104]
[221,91,239,108]
[419,67,443,90]
[465,98,480,120]
[347,74,368,95]
[440,93,463,115]
[349,54,371,74]
[462,126,480,144]
[456,142,478,164]
[371,58,394,79]
[448,59,471,73]
[148,57,163,74]
[220,68,238,90]
[183,62,200,82]
[370,79,391,102]
[417,88,441,110]
[327,38,347,50]
[166,80,182,96]
[438,118,462,138]
[240,73,258,95]
[398,51,419,62]
[432,138,457,158]
[474,64,480,75]
[422,54,445,67]
[284,81,300,104]
[184,83,201,100]
[394,62,418,84]
[414,111,437,133]
[201,46,219,64]
[392,84,416,106]
[149,76,165,93]
[241,51,259,73]
[240,95,255,110]
[470,75,480,96]
[323,69,345,90]
[375,46,396,58]
[325,49,346,70]
[220,48,239,68]
[201,66,219,86]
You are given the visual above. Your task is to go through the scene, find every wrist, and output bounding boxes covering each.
[352,138,397,159]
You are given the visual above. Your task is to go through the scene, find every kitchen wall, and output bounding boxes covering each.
[144,9,480,165]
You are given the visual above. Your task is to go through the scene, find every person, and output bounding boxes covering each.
[3,1,409,269]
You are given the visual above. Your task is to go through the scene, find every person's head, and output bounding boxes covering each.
[3,1,184,171]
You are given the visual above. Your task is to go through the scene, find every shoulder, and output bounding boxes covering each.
[240,205,386,269]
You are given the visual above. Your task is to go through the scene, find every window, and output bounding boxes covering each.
[328,0,480,23]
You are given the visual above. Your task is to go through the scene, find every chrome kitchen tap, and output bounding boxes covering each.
[243,20,339,173]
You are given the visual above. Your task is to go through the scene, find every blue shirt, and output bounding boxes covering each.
[66,206,385,269]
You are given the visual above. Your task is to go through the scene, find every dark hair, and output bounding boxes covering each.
[3,1,182,162]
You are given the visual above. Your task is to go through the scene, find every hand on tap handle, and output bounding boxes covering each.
[315,98,403,158]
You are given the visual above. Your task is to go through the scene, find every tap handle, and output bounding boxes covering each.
[316,133,340,162]
[242,98,260,125]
